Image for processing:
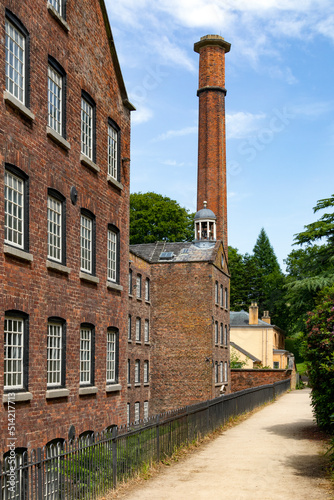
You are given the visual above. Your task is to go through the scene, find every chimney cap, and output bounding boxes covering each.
[194,35,231,54]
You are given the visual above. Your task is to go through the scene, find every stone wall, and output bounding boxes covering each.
[231,369,293,393]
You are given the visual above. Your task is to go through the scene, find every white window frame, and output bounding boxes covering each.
[48,65,62,135]
[49,0,62,15]
[128,315,132,341]
[220,284,224,307]
[5,170,24,249]
[5,19,25,104]
[135,360,140,384]
[47,323,62,387]
[127,403,130,425]
[127,359,131,384]
[129,268,132,295]
[81,97,93,160]
[220,323,224,345]
[144,360,149,384]
[106,330,116,383]
[45,440,64,498]
[80,327,92,385]
[215,321,218,344]
[135,318,141,342]
[143,401,149,420]
[215,362,219,384]
[4,317,24,390]
[145,278,150,301]
[108,123,118,180]
[225,287,228,309]
[80,214,92,273]
[134,402,140,423]
[220,361,224,383]
[224,325,228,346]
[224,361,228,382]
[136,275,142,298]
[47,195,62,262]
[107,229,117,282]
[144,320,149,343]
[215,281,219,304]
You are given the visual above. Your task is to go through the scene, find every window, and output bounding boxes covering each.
[135,360,140,384]
[5,11,29,106]
[144,401,149,420]
[49,0,65,17]
[144,320,149,343]
[145,278,150,301]
[220,284,223,307]
[220,323,224,345]
[215,321,218,344]
[134,402,140,423]
[127,403,130,425]
[80,210,96,275]
[215,281,219,304]
[4,312,28,391]
[47,189,66,264]
[273,361,280,369]
[47,319,66,388]
[225,287,228,309]
[4,165,29,251]
[106,328,118,384]
[224,325,228,346]
[224,361,228,382]
[136,274,142,299]
[2,448,27,500]
[80,324,94,385]
[45,439,64,499]
[129,268,133,295]
[215,362,219,383]
[127,359,131,384]
[135,318,141,342]
[128,315,132,341]
[107,225,119,283]
[144,360,149,384]
[81,91,96,161]
[108,120,120,181]
[48,57,66,137]
[220,361,224,383]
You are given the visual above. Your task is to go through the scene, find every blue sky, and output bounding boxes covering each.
[105,0,334,270]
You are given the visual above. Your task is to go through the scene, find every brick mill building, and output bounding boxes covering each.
[128,35,232,418]
[0,0,134,453]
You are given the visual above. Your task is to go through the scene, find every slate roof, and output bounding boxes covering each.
[230,310,274,327]
[130,240,221,264]
[230,342,261,363]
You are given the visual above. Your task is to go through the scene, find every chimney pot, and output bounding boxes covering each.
[249,302,258,325]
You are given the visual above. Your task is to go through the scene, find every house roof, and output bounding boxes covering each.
[230,342,261,362]
[130,240,222,264]
[230,310,271,327]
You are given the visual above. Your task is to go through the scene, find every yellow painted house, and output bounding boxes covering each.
[230,302,294,369]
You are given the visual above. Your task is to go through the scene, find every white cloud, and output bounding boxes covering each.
[131,105,154,125]
[226,112,266,139]
[292,101,334,118]
[152,126,197,142]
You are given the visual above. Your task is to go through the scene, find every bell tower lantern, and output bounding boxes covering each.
[194,201,217,242]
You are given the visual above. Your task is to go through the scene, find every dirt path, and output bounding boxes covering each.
[115,389,333,500]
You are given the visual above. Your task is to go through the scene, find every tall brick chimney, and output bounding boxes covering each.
[194,35,231,251]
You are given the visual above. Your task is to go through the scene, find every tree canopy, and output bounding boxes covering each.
[130,192,194,245]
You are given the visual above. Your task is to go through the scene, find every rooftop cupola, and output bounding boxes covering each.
[194,201,217,242]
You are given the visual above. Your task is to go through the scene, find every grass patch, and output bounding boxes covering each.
[296,361,308,376]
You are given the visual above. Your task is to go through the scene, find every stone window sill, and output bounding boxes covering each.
[79,272,99,284]
[107,175,123,191]
[47,2,69,32]
[129,293,133,298]
[4,91,35,121]
[136,297,142,302]
[144,383,149,387]
[135,341,141,345]
[134,383,141,387]
[79,386,98,396]
[144,341,150,346]
[4,245,33,262]
[106,281,123,292]
[106,384,122,393]
[46,388,70,399]
[145,300,151,305]
[47,260,71,275]
[3,392,33,403]
[80,154,100,173]
[46,127,71,151]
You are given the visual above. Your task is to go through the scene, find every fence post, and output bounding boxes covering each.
[156,415,160,463]
[112,426,117,489]
[37,448,42,500]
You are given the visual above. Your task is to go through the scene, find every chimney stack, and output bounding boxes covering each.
[249,302,258,325]
[262,311,271,324]
[194,35,231,253]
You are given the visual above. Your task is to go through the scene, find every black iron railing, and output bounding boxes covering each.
[0,379,290,499]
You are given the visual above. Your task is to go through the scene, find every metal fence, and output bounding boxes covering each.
[0,379,290,499]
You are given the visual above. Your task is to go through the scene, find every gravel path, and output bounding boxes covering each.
[117,388,333,500]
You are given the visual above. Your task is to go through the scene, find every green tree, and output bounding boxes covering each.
[253,228,280,274]
[304,285,334,430]
[130,192,194,245]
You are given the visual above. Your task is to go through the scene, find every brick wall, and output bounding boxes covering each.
[0,0,131,451]
[231,369,292,393]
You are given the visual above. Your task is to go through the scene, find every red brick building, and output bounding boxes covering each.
[128,35,231,417]
[0,0,133,452]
